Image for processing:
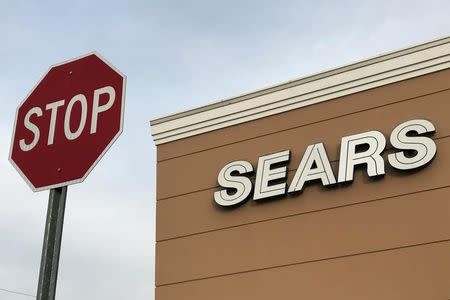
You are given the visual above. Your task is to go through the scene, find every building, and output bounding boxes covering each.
[150,37,450,299]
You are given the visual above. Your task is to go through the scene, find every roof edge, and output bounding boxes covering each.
[150,36,450,145]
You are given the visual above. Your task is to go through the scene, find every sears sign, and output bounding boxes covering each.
[214,119,436,206]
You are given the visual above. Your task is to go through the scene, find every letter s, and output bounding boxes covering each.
[214,160,253,207]
[19,107,42,152]
[388,119,436,170]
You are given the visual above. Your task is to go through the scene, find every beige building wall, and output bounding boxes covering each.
[151,38,450,300]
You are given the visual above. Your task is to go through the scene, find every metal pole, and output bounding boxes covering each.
[36,186,67,300]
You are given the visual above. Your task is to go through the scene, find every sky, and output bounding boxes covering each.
[0,0,449,299]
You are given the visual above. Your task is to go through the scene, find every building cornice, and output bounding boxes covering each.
[150,36,450,145]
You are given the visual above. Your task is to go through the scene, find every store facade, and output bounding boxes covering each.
[150,37,450,299]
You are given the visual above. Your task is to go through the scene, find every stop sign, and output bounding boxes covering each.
[9,52,126,191]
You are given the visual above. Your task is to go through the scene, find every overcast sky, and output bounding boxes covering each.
[1,1,449,299]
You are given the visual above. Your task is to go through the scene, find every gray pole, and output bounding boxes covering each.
[36,186,67,300]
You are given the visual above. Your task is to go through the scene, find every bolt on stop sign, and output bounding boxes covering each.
[9,52,126,191]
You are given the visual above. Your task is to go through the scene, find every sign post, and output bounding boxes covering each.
[36,187,67,300]
[9,52,126,299]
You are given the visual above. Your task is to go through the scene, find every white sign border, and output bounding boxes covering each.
[9,52,127,192]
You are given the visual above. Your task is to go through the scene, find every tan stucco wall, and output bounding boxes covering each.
[155,69,450,299]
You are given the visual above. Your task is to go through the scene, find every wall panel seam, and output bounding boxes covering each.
[156,239,450,287]
[157,184,450,242]
[157,134,450,201]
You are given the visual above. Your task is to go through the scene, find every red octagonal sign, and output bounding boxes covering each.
[9,52,126,191]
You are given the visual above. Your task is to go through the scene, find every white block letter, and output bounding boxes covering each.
[388,119,436,170]
[19,107,42,152]
[253,150,290,200]
[288,143,336,193]
[214,160,253,206]
[64,94,88,140]
[91,86,115,134]
[45,100,65,145]
[338,131,386,183]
